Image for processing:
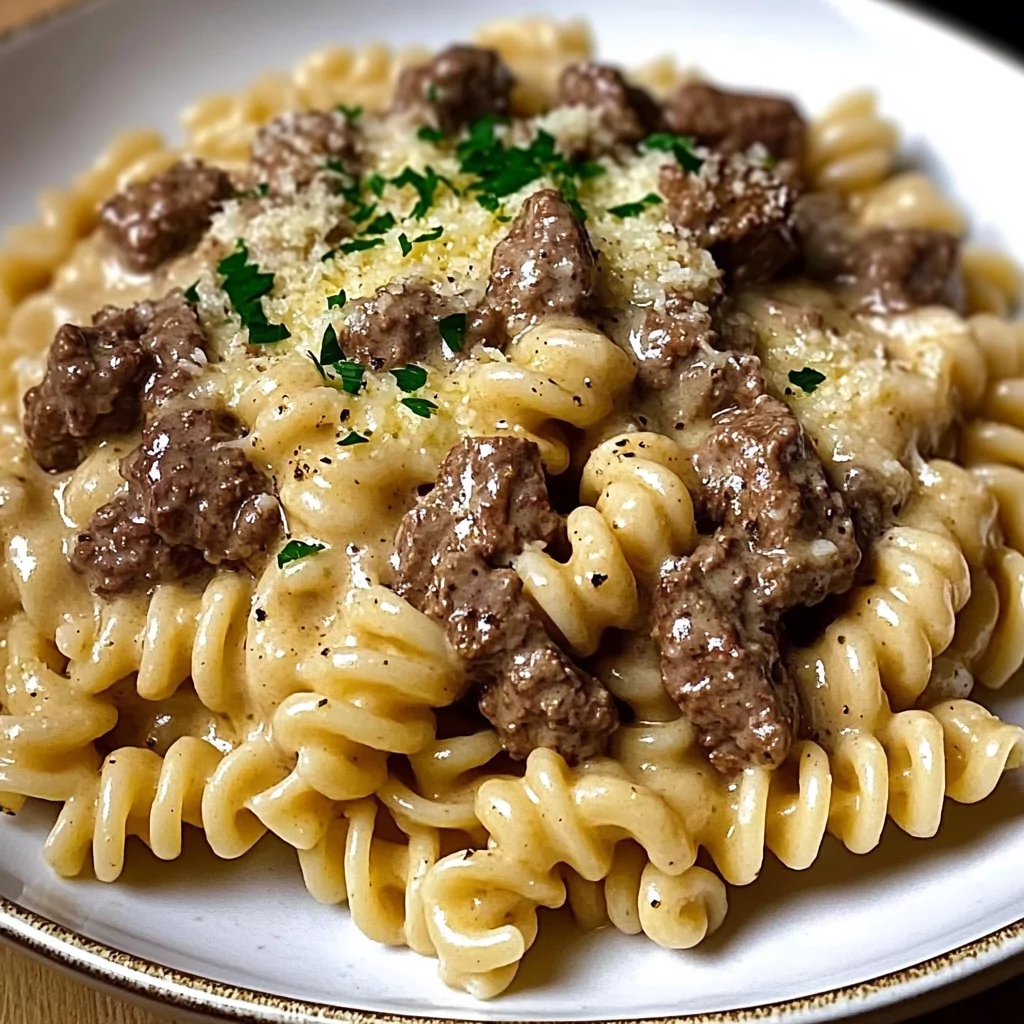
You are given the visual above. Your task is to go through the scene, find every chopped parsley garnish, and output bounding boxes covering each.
[234,182,270,199]
[401,397,438,418]
[426,84,440,102]
[325,157,348,175]
[349,201,378,223]
[364,211,396,235]
[457,119,602,222]
[398,233,413,257]
[338,238,385,255]
[788,367,826,394]
[327,290,347,309]
[183,281,200,304]
[390,165,455,220]
[277,540,325,568]
[438,312,467,353]
[307,350,330,380]
[417,125,446,143]
[217,241,290,344]
[414,225,444,242]
[391,364,428,392]
[336,104,363,122]
[608,193,663,218]
[368,173,386,197]
[320,324,344,364]
[339,431,369,446]
[336,361,366,395]
[642,132,704,174]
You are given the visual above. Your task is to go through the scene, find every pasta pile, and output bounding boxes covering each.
[1,17,1023,1001]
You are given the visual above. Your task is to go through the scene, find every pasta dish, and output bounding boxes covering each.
[1,17,1023,999]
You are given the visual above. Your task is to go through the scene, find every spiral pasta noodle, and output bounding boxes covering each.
[420,748,700,998]
[467,318,636,476]
[515,432,697,655]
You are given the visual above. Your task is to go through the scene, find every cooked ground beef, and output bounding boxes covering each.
[72,408,279,595]
[250,109,361,195]
[664,82,806,162]
[630,295,717,390]
[99,159,232,272]
[794,191,964,313]
[485,188,597,334]
[651,370,860,772]
[390,436,618,761]
[557,62,663,152]
[341,280,447,370]
[24,292,209,472]
[391,45,514,135]
[661,154,798,284]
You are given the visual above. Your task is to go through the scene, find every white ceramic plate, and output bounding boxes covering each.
[1,0,1023,1021]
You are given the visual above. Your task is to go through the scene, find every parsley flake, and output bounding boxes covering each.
[277,540,325,568]
[642,132,704,174]
[417,125,446,143]
[608,192,663,218]
[349,201,378,224]
[307,350,329,380]
[368,173,386,198]
[217,241,290,344]
[363,211,396,235]
[398,233,413,257]
[338,238,385,255]
[414,225,444,243]
[439,312,467,353]
[183,281,200,304]
[340,431,369,446]
[327,290,347,309]
[336,104,363,122]
[788,367,826,394]
[390,165,455,220]
[336,361,366,395]
[391,365,428,392]
[426,84,440,102]
[401,397,438,418]
[320,324,344,364]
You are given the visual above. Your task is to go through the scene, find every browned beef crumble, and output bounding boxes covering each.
[251,109,361,195]
[664,82,806,163]
[794,191,964,314]
[484,188,598,336]
[100,159,233,272]
[661,154,799,284]
[557,62,663,152]
[630,295,717,390]
[72,408,280,596]
[23,291,207,472]
[653,393,859,773]
[341,280,448,370]
[390,437,618,761]
[392,45,515,135]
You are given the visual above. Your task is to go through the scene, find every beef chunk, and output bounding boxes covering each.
[342,280,445,370]
[392,45,514,135]
[653,393,859,772]
[24,292,210,473]
[250,109,360,195]
[23,323,148,472]
[72,497,206,597]
[72,408,279,596]
[654,533,799,772]
[390,437,617,761]
[847,228,963,315]
[100,160,233,272]
[391,436,564,604]
[664,82,805,162]
[485,188,597,333]
[794,191,963,314]
[693,394,859,609]
[661,154,797,284]
[557,62,663,150]
[630,295,716,390]
[839,462,907,546]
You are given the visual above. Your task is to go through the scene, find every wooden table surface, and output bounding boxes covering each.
[1,0,1022,1022]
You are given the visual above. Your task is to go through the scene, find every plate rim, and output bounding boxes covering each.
[2,895,1023,1023]
[1,0,1024,1020]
